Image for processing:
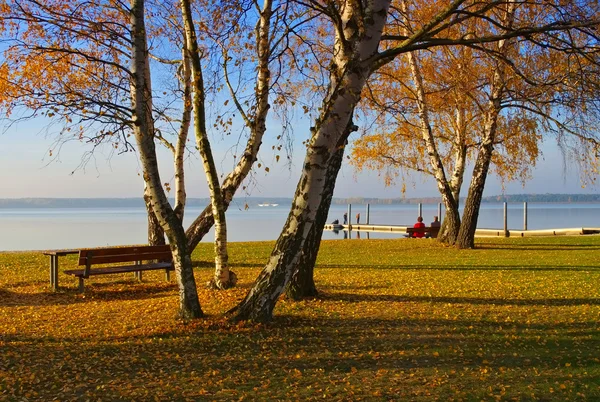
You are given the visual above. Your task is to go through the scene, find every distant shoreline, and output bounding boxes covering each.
[1,193,599,208]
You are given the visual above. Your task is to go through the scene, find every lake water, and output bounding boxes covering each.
[1,203,599,251]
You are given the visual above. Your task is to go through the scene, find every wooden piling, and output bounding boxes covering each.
[503,202,509,237]
[347,204,352,230]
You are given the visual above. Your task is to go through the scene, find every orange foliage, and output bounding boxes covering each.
[352,0,599,191]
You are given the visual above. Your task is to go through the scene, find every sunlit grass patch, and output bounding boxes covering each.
[1,236,599,400]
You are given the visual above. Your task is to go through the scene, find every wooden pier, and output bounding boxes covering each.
[324,224,600,237]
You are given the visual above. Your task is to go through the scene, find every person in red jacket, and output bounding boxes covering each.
[413,216,425,238]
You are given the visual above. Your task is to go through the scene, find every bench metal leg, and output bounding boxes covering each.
[49,255,59,291]
[134,260,142,281]
[49,256,54,289]
[165,270,170,281]
[78,277,85,293]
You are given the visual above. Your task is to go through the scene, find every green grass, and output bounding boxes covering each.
[1,236,599,401]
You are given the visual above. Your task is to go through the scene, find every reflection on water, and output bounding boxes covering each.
[0,203,598,250]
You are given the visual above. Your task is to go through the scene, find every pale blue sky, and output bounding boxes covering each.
[1,115,598,200]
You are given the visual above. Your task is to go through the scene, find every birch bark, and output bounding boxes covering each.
[456,1,515,249]
[173,38,192,222]
[229,0,391,322]
[184,0,274,253]
[145,184,166,245]
[130,0,202,318]
[180,0,234,289]
[396,0,462,244]
[405,48,462,243]
[286,136,350,300]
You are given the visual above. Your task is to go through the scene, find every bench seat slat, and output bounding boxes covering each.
[406,226,440,238]
[65,262,173,278]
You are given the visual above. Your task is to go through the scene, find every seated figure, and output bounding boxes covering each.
[413,216,425,238]
[427,216,441,238]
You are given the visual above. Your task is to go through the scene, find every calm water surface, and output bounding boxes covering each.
[1,203,598,250]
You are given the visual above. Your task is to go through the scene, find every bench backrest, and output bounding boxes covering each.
[407,226,438,232]
[78,245,172,266]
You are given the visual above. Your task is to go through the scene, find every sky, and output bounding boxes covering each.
[1,115,598,200]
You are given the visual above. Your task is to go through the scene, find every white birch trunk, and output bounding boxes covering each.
[180,0,234,289]
[173,38,192,222]
[144,183,166,245]
[397,0,462,242]
[456,1,515,248]
[184,0,274,252]
[229,0,391,322]
[405,46,461,242]
[130,0,202,318]
[449,107,467,202]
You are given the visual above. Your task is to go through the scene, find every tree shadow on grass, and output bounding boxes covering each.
[479,243,600,251]
[192,260,213,268]
[0,281,178,307]
[315,263,600,271]
[193,261,263,269]
[2,313,598,398]
[317,290,600,307]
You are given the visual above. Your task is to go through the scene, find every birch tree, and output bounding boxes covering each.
[0,0,204,317]
[228,0,396,321]
[1,0,289,291]
[180,0,235,289]
[229,0,600,320]
[130,0,202,318]
[183,0,304,253]
[352,30,537,244]
[353,0,600,248]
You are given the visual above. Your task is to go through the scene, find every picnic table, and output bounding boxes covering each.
[43,249,78,291]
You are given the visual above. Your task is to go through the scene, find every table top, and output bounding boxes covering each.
[43,250,79,256]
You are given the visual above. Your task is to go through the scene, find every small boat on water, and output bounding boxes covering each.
[258,203,279,207]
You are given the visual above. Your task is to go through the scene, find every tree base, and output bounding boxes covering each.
[285,285,318,301]
[175,305,204,320]
[206,270,238,290]
[227,300,272,323]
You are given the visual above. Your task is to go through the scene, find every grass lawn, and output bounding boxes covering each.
[1,236,599,401]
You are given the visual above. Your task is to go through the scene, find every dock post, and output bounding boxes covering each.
[438,203,442,221]
[523,202,528,230]
[503,202,509,237]
[418,203,422,218]
[348,204,352,231]
[366,204,370,224]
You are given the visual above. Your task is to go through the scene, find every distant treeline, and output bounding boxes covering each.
[0,197,288,208]
[331,197,441,205]
[331,193,600,205]
[1,194,599,208]
[480,194,600,203]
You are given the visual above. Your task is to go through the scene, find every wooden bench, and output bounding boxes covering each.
[63,245,174,292]
[406,226,440,238]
